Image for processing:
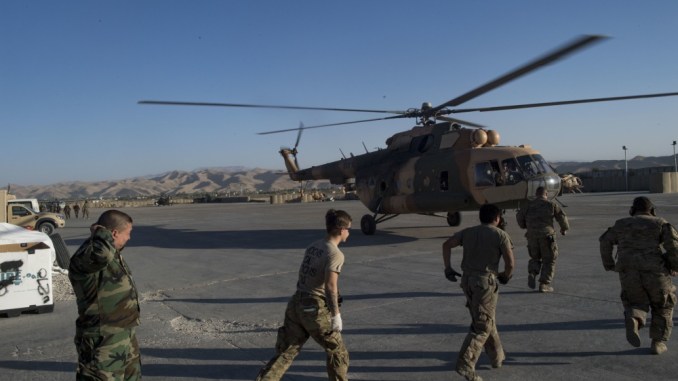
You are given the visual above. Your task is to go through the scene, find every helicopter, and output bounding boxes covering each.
[140,35,678,235]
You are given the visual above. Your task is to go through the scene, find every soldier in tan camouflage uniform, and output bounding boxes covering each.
[69,210,141,380]
[443,204,515,381]
[516,186,569,293]
[600,196,678,355]
[255,209,351,381]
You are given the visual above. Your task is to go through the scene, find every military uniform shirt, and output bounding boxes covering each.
[600,214,678,272]
[296,239,344,297]
[453,224,513,274]
[517,198,569,235]
[69,228,140,333]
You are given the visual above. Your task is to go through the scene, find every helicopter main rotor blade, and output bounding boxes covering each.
[139,100,408,115]
[447,92,678,113]
[430,35,607,114]
[257,115,409,135]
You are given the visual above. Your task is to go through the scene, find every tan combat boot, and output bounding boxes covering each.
[539,283,554,293]
[625,317,641,348]
[651,340,667,355]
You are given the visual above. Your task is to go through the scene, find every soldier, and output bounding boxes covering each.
[516,186,569,293]
[442,204,515,381]
[68,210,141,380]
[63,204,71,219]
[255,209,351,381]
[600,196,678,354]
[73,202,81,218]
[82,200,90,219]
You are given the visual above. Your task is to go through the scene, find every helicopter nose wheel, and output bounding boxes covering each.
[360,214,377,235]
[446,212,461,227]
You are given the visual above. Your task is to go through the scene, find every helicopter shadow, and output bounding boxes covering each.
[64,225,418,250]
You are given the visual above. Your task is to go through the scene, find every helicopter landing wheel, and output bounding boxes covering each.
[360,214,377,235]
[446,212,461,227]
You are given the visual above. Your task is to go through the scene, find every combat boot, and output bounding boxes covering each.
[651,340,667,355]
[456,367,483,381]
[528,273,536,289]
[539,283,553,293]
[625,316,641,348]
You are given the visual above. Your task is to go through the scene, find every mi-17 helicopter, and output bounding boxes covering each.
[140,35,678,235]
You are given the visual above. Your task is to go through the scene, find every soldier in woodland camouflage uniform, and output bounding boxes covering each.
[516,186,569,293]
[69,210,141,380]
[600,196,678,355]
[443,204,515,381]
[255,209,351,381]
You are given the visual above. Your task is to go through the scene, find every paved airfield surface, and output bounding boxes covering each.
[2,192,678,381]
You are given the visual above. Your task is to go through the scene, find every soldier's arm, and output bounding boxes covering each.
[661,223,678,273]
[599,228,617,271]
[442,235,462,270]
[554,204,570,234]
[70,228,116,274]
[501,243,515,280]
[324,271,341,316]
[516,207,527,229]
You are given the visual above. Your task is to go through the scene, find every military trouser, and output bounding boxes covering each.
[619,270,677,342]
[256,292,349,381]
[527,234,558,285]
[74,327,141,381]
[456,273,504,373]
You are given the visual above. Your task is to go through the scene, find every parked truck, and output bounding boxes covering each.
[0,190,65,235]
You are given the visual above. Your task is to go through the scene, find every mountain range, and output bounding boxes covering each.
[8,156,677,199]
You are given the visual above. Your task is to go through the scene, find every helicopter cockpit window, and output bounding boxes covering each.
[474,162,495,187]
[516,154,556,179]
[501,158,524,185]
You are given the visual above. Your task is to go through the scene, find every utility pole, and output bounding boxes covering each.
[673,140,677,172]
[622,146,629,192]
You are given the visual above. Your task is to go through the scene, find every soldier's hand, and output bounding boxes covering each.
[444,267,462,282]
[603,264,615,271]
[561,229,567,236]
[497,272,511,285]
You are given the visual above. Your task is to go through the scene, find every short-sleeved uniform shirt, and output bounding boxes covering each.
[296,239,345,297]
[452,224,513,274]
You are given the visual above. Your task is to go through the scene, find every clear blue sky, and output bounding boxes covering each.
[2,1,677,185]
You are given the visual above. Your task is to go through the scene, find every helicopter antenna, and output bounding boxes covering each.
[339,148,347,159]
[362,142,369,154]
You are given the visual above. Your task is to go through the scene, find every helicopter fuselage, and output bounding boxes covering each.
[281,122,561,216]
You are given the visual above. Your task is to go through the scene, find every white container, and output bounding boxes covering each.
[0,223,55,317]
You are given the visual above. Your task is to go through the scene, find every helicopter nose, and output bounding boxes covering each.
[528,174,561,199]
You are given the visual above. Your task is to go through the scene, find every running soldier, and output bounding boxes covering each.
[255,209,351,381]
[443,204,515,381]
[69,210,141,380]
[600,196,678,354]
[516,186,569,292]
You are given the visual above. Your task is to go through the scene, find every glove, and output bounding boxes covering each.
[497,272,511,285]
[444,267,462,282]
[331,314,343,332]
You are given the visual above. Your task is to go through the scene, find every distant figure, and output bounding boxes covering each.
[255,209,352,381]
[516,186,569,293]
[442,204,514,381]
[63,204,71,219]
[600,197,678,355]
[69,210,141,380]
[82,200,90,219]
[73,203,81,219]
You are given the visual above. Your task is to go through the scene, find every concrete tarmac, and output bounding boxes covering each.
[2,191,678,380]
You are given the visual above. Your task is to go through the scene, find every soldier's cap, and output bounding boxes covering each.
[632,196,654,212]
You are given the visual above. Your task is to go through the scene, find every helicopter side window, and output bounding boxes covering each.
[440,171,449,191]
[474,162,495,187]
[410,134,433,153]
[517,155,539,178]
[501,158,524,185]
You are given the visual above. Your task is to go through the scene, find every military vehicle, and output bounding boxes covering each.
[140,35,678,234]
[0,190,66,235]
